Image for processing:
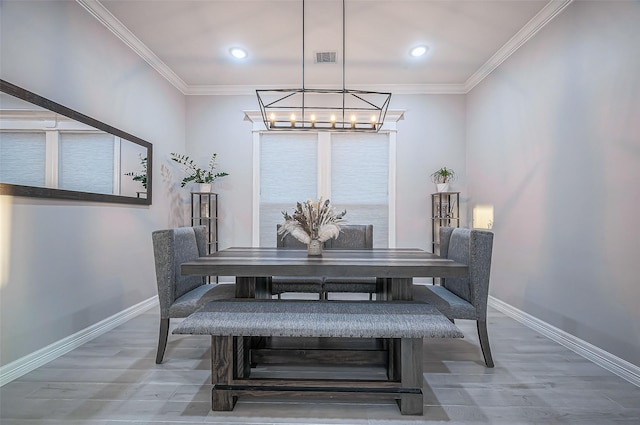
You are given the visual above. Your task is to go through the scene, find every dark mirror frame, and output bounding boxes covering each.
[0,79,152,205]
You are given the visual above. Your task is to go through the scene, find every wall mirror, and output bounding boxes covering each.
[0,79,152,205]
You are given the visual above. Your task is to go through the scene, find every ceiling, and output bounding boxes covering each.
[81,0,572,95]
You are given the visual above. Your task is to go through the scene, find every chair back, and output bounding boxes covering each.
[152,226,208,318]
[326,224,373,249]
[276,224,373,249]
[439,227,494,319]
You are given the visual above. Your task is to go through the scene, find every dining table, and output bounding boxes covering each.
[179,246,469,414]
[180,246,469,301]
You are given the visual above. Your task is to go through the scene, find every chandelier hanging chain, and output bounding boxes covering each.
[341,0,346,125]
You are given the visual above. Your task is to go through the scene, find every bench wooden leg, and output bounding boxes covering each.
[211,336,236,411]
[399,337,423,415]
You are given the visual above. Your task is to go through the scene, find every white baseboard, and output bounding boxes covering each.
[489,296,640,387]
[0,296,158,387]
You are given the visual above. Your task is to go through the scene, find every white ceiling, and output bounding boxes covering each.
[80,0,572,95]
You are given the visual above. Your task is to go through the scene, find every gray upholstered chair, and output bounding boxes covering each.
[413,227,495,367]
[323,224,376,300]
[152,226,236,363]
[272,226,324,299]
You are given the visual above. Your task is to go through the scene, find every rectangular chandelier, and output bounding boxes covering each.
[256,88,392,132]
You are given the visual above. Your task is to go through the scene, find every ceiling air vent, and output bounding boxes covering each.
[315,51,337,64]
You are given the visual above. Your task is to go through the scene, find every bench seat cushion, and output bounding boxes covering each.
[168,283,237,317]
[173,299,463,339]
[412,284,476,320]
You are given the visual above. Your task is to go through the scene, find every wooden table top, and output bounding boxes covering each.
[181,247,468,279]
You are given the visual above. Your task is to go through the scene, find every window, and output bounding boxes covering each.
[256,131,395,248]
[1,113,123,195]
[0,131,46,186]
[259,133,317,246]
[331,133,389,247]
[59,132,116,194]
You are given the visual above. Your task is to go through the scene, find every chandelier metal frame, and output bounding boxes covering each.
[256,0,391,132]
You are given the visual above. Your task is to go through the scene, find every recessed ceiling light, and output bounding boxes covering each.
[230,48,247,59]
[410,45,428,57]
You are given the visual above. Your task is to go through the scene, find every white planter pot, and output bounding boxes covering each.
[436,183,450,193]
[197,183,212,193]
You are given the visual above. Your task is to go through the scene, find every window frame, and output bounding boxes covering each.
[251,129,398,248]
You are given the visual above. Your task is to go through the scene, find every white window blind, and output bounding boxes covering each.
[259,133,318,247]
[0,131,46,187]
[331,133,389,247]
[258,132,391,248]
[59,132,114,194]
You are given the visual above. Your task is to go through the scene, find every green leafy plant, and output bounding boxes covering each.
[124,154,148,189]
[170,152,229,187]
[430,167,457,184]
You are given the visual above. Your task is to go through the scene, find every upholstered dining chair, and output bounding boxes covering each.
[413,227,495,367]
[272,226,324,299]
[152,226,236,363]
[322,224,377,300]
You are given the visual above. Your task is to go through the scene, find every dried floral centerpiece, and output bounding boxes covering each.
[278,198,347,255]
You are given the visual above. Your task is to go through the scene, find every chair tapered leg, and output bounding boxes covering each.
[477,320,494,368]
[156,318,169,364]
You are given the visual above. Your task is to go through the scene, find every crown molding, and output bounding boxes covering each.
[464,0,573,92]
[76,0,189,94]
[82,0,571,96]
[185,83,467,96]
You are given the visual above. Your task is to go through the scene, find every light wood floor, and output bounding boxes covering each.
[1,297,639,425]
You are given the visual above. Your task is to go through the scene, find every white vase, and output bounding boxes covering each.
[436,183,449,193]
[198,183,212,193]
[307,239,323,256]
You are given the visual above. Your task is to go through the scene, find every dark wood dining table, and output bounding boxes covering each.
[180,246,469,301]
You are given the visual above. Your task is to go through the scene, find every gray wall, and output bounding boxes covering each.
[466,1,640,366]
[0,1,184,365]
[184,94,468,252]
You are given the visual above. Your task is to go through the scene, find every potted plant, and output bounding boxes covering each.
[430,167,457,192]
[124,154,148,190]
[170,152,229,192]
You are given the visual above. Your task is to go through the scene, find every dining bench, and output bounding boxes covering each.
[172,298,463,415]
